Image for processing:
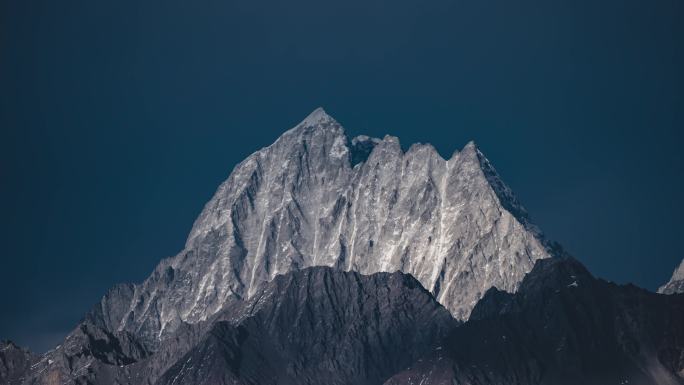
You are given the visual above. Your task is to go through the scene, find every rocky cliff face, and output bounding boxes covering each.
[23,321,152,385]
[7,108,567,385]
[156,267,457,385]
[20,268,457,385]
[0,341,36,385]
[659,259,684,295]
[85,108,552,351]
[14,259,684,385]
[384,257,684,385]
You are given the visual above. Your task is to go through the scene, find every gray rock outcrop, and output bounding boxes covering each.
[659,259,684,295]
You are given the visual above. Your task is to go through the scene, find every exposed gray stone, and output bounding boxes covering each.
[659,259,684,295]
[384,257,684,385]
[98,108,552,351]
[12,108,559,385]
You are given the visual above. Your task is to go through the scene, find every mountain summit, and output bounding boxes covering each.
[84,108,554,350]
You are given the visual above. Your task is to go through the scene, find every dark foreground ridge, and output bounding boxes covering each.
[156,268,457,385]
[4,259,684,385]
[385,257,684,385]
[11,267,457,385]
[3,109,684,385]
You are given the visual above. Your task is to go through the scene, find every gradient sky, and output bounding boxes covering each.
[1,0,682,352]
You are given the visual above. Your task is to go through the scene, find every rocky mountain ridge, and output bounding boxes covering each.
[0,341,36,385]
[5,109,681,385]
[385,257,684,385]
[9,258,684,385]
[83,108,554,351]
[18,268,458,385]
[659,259,684,295]
[156,267,457,385]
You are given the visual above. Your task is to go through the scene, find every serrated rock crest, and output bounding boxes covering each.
[93,108,553,348]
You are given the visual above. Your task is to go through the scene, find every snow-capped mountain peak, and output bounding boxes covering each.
[299,106,334,126]
[87,109,554,349]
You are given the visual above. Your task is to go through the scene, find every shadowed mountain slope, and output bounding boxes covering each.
[385,257,684,385]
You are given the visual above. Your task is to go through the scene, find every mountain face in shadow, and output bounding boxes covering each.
[0,341,37,385]
[385,257,684,385]
[16,258,684,385]
[7,259,684,385]
[156,267,457,385]
[18,268,456,385]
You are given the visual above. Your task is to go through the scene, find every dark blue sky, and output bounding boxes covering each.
[1,0,682,352]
